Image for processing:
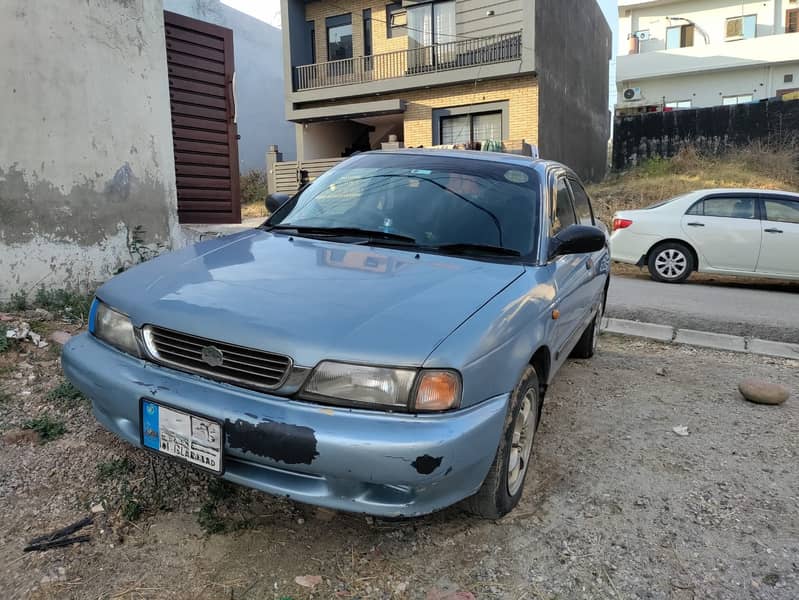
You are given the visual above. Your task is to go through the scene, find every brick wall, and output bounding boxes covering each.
[402,76,538,147]
[305,0,408,66]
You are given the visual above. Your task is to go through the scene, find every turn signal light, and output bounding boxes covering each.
[612,218,633,231]
[413,371,461,412]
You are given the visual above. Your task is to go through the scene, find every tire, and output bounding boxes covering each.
[570,292,604,359]
[463,366,541,519]
[647,242,694,283]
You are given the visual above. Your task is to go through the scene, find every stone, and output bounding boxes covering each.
[49,331,72,345]
[91,503,105,514]
[739,379,790,406]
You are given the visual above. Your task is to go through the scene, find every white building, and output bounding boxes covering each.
[616,0,799,114]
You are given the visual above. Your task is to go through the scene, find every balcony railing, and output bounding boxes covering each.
[295,31,523,92]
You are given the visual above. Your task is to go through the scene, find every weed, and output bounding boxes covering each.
[47,381,85,406]
[97,457,134,481]
[32,287,93,322]
[197,500,227,534]
[6,291,28,312]
[0,329,9,354]
[121,488,143,521]
[22,415,67,442]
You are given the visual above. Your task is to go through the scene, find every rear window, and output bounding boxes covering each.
[645,193,690,210]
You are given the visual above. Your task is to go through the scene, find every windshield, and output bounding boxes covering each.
[268,153,541,259]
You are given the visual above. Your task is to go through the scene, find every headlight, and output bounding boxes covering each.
[90,299,140,357]
[301,361,461,412]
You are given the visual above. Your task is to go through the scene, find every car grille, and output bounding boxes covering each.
[143,326,292,390]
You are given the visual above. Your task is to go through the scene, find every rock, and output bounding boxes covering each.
[91,503,105,514]
[294,575,322,588]
[672,426,689,437]
[2,428,41,445]
[49,331,72,345]
[739,379,789,406]
[656,367,667,377]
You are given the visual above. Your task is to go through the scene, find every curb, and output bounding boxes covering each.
[601,317,799,360]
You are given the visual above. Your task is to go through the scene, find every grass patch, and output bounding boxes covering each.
[0,330,9,354]
[589,143,799,223]
[47,381,85,406]
[121,486,143,522]
[33,287,93,322]
[22,415,67,442]
[97,457,135,481]
[197,479,242,534]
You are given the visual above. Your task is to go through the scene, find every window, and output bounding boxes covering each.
[726,15,757,40]
[440,111,502,145]
[407,1,456,68]
[787,8,799,34]
[722,94,754,105]
[306,20,316,65]
[552,179,577,235]
[386,2,406,38]
[665,100,692,109]
[666,24,694,49]
[763,198,799,224]
[327,14,353,61]
[568,180,595,226]
[363,9,372,56]
[785,74,794,84]
[687,197,757,219]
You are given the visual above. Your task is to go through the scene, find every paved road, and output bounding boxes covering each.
[607,276,799,343]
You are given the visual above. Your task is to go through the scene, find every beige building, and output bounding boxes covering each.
[279,0,612,182]
[617,0,799,114]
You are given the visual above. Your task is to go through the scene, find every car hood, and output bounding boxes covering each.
[98,230,525,366]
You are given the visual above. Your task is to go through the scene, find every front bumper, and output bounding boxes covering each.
[62,333,508,517]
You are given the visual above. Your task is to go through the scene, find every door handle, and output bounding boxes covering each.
[764,228,783,234]
[687,222,705,227]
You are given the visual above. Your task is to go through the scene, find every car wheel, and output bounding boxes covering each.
[648,242,694,283]
[463,366,541,519]
[570,292,604,359]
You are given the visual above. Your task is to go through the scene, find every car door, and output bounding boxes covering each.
[679,194,762,272]
[755,194,799,276]
[548,175,592,361]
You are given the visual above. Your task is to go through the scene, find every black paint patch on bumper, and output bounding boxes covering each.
[412,454,443,475]
[226,419,319,465]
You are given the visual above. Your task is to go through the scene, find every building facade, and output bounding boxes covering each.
[279,0,612,182]
[617,0,799,114]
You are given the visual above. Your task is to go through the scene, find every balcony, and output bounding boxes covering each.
[295,32,523,92]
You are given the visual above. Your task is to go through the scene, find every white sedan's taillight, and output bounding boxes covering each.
[612,218,633,232]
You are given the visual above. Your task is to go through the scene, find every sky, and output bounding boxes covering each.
[222,0,620,100]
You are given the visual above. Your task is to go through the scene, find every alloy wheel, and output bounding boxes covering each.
[654,248,687,279]
[507,389,536,496]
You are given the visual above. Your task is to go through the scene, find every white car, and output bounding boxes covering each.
[611,189,799,283]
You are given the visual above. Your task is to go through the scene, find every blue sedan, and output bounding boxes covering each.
[62,150,609,518]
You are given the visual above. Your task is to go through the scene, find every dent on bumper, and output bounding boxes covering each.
[62,333,509,517]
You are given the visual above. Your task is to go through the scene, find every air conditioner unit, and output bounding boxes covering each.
[635,30,651,41]
[623,87,643,101]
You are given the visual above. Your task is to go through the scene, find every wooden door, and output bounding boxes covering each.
[165,11,241,224]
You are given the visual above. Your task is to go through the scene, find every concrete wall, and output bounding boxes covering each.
[164,0,296,165]
[535,0,612,182]
[619,0,792,56]
[619,61,799,109]
[0,0,180,296]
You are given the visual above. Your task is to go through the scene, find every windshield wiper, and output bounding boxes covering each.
[268,225,418,244]
[424,243,522,257]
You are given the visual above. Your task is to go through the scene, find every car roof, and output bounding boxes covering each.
[361,148,572,177]
[692,188,799,198]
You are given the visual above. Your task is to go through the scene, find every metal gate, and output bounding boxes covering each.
[165,11,241,224]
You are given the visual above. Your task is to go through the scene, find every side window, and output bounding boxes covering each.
[568,179,595,226]
[552,178,577,235]
[763,197,799,224]
[693,197,757,219]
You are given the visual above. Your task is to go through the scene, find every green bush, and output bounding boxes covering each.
[22,415,67,442]
[240,169,268,205]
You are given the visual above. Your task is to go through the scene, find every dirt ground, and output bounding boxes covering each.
[1,318,797,600]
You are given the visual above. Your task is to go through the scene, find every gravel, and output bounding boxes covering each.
[1,329,797,600]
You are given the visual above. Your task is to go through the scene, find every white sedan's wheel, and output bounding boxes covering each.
[648,242,694,283]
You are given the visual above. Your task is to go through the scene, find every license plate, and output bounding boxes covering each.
[141,400,223,473]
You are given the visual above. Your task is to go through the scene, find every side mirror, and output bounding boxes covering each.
[265,192,290,213]
[548,225,606,261]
